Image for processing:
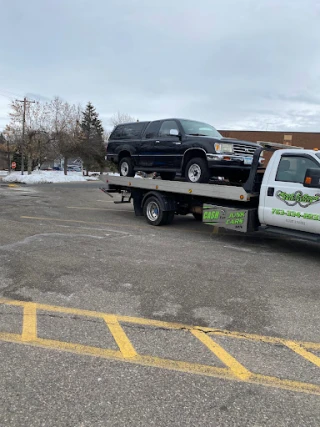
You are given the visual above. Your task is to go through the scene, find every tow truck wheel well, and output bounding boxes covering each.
[141,191,176,212]
[182,149,207,174]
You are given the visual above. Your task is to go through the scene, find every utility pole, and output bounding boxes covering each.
[16,97,35,175]
[6,136,11,173]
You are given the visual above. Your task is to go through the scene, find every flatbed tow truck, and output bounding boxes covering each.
[100,143,320,242]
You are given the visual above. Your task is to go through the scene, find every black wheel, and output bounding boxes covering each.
[143,196,169,226]
[160,172,176,181]
[119,157,135,177]
[192,212,203,221]
[163,211,175,225]
[185,157,210,183]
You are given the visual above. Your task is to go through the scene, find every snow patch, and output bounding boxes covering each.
[2,170,99,184]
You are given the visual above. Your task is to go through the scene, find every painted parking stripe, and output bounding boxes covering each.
[0,298,319,396]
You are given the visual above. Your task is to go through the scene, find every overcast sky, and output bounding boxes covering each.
[1,0,320,132]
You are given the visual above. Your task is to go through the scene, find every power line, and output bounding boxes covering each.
[0,92,14,101]
[1,88,24,98]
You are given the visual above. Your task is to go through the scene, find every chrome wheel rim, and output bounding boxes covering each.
[120,162,129,176]
[146,201,159,222]
[188,164,201,182]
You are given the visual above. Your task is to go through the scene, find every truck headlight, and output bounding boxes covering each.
[214,143,234,154]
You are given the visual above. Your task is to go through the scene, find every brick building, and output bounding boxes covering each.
[218,130,320,150]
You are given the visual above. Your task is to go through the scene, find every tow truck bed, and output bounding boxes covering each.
[99,175,258,202]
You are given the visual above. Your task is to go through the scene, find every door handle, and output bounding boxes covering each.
[267,187,274,196]
[155,140,160,143]
[174,142,181,145]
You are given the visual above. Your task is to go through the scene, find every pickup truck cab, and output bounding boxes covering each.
[107,118,262,183]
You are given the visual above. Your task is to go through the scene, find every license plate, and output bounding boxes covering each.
[244,157,253,165]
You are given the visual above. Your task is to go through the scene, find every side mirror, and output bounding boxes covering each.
[169,129,179,137]
[303,168,320,188]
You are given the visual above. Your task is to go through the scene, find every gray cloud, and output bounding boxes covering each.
[1,0,320,132]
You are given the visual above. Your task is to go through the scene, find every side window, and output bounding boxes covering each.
[110,125,124,140]
[122,122,146,139]
[144,121,161,139]
[276,156,320,183]
[159,120,179,137]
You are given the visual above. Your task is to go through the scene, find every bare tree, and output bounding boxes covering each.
[2,126,18,172]
[46,97,82,175]
[109,112,136,128]
[7,100,50,174]
[6,97,81,175]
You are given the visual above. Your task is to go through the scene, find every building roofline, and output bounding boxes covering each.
[219,129,320,135]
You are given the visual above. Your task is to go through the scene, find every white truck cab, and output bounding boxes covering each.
[259,149,320,235]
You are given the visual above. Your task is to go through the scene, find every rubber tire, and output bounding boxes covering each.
[119,157,135,177]
[185,157,210,183]
[160,172,176,181]
[192,212,203,221]
[143,196,168,226]
[163,211,175,225]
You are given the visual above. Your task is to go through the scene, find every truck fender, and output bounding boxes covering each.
[142,191,176,212]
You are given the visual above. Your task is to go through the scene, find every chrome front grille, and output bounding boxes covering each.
[233,144,257,156]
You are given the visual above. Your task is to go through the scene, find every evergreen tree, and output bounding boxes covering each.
[80,102,105,175]
[12,151,22,171]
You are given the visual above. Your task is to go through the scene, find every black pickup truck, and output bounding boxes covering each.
[106,118,262,183]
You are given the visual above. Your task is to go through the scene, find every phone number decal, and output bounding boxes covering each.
[272,208,320,221]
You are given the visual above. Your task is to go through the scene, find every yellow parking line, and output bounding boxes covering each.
[22,303,37,342]
[1,297,320,351]
[35,337,122,360]
[0,298,319,395]
[103,314,137,359]
[250,373,320,396]
[0,329,319,396]
[0,331,122,360]
[285,341,320,368]
[192,330,251,380]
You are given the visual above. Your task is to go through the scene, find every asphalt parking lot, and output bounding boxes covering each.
[0,181,319,426]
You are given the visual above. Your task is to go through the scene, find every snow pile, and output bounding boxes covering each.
[2,170,100,184]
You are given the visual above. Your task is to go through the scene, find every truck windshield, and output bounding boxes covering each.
[316,153,320,160]
[180,120,222,139]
